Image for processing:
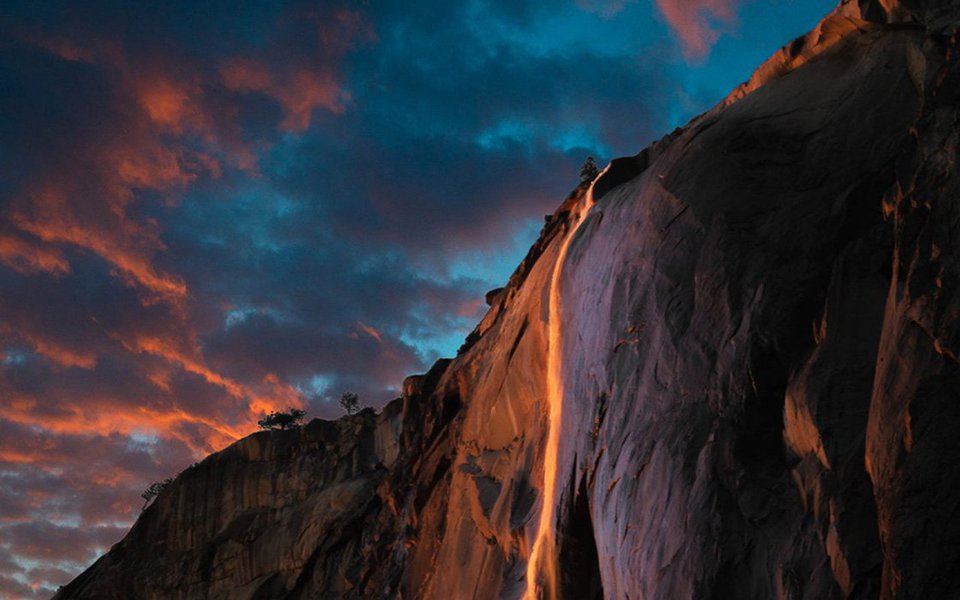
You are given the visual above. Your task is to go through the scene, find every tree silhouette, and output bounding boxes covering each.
[339,391,360,415]
[258,407,306,430]
[141,478,173,510]
[579,156,599,183]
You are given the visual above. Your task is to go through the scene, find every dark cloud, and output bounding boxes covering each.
[0,574,50,600]
[2,521,125,563]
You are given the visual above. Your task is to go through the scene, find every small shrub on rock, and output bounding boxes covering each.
[579,156,599,183]
[141,478,173,509]
[339,392,361,415]
[258,407,307,431]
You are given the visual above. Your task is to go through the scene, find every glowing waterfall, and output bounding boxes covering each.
[524,183,596,600]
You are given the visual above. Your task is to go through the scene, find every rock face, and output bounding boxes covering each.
[56,406,405,599]
[58,1,960,598]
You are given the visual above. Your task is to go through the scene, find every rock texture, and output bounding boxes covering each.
[57,1,960,598]
[56,405,404,599]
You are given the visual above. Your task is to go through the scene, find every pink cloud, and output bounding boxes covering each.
[0,235,70,276]
[655,0,739,60]
[356,321,384,343]
[220,59,349,132]
[0,8,384,596]
[1,5,373,449]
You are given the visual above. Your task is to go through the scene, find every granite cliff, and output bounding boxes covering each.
[57,0,960,598]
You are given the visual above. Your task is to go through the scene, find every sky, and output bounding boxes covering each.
[0,0,835,596]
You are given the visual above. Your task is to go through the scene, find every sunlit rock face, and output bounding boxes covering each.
[57,1,960,598]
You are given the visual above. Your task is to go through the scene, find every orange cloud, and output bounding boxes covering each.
[0,389,243,456]
[13,187,188,301]
[0,366,308,457]
[655,0,738,60]
[247,373,306,421]
[220,59,348,132]
[0,447,48,465]
[356,321,383,343]
[137,79,193,129]
[114,333,308,434]
[1,13,374,593]
[10,10,367,305]
[0,235,70,276]
[10,40,237,308]
[13,215,187,301]
[0,323,98,369]
[26,337,97,370]
[116,334,245,398]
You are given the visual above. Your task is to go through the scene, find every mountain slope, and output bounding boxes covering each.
[57,1,960,598]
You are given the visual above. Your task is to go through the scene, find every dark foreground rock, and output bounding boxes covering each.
[57,1,960,598]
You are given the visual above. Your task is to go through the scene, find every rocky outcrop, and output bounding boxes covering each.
[55,406,403,599]
[57,1,960,598]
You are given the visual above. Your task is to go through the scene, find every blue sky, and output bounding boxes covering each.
[0,0,834,595]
